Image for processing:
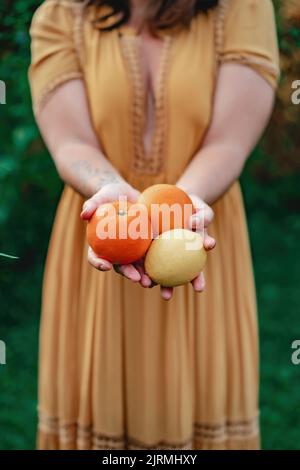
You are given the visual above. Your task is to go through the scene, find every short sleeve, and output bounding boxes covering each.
[28,0,84,115]
[218,0,280,88]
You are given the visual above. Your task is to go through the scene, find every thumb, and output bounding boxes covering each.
[127,187,140,203]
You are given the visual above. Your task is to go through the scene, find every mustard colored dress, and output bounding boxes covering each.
[28,0,280,450]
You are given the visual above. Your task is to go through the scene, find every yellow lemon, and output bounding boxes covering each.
[145,229,207,287]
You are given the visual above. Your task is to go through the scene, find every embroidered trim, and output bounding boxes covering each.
[214,0,279,84]
[73,0,89,68]
[220,53,280,79]
[31,0,85,115]
[119,33,173,176]
[33,71,83,117]
[214,0,229,65]
[127,436,193,451]
[150,35,173,175]
[119,35,146,172]
[194,416,259,442]
[38,411,259,449]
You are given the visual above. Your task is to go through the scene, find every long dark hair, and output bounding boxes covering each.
[84,0,219,32]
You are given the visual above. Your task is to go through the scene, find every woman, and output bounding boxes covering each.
[29,0,279,450]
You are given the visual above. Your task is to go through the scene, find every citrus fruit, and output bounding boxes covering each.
[138,184,194,236]
[86,201,152,264]
[145,228,207,287]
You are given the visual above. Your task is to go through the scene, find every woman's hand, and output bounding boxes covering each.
[81,184,215,299]
[80,181,153,286]
[159,194,216,301]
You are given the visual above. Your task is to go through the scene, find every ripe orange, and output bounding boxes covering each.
[138,184,194,236]
[86,201,152,264]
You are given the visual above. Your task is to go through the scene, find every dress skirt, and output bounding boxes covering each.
[37,180,260,450]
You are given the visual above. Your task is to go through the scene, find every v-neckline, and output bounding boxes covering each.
[118,29,174,175]
[119,25,170,101]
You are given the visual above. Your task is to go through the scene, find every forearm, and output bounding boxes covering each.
[34,80,126,198]
[176,64,275,204]
[54,142,124,198]
[176,143,246,205]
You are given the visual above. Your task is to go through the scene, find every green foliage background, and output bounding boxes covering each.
[0,0,300,449]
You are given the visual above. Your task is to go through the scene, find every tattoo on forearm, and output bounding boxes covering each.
[70,160,122,194]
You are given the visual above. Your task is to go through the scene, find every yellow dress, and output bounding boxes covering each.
[28,0,280,450]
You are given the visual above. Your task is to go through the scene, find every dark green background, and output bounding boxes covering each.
[0,0,300,449]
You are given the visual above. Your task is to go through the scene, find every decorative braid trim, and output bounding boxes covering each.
[220,53,280,78]
[33,71,83,117]
[194,415,259,442]
[32,0,86,116]
[38,411,259,450]
[127,436,193,451]
[73,0,89,68]
[119,33,173,175]
[120,35,146,172]
[213,0,279,84]
[150,35,173,175]
[214,0,229,65]
[38,413,125,449]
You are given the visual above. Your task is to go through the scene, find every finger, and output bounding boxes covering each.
[81,193,106,220]
[127,188,141,204]
[118,264,141,282]
[203,231,216,251]
[190,207,214,231]
[160,286,173,301]
[191,272,205,292]
[147,279,158,288]
[88,247,112,271]
[135,263,152,287]
[189,214,216,251]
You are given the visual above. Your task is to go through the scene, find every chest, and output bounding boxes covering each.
[85,12,217,155]
[133,32,164,95]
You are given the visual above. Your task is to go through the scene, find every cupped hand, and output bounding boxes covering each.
[81,185,216,300]
[81,181,153,287]
[159,194,216,301]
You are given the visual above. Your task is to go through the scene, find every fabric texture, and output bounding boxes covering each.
[28,0,280,450]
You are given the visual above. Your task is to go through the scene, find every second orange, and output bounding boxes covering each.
[138,184,194,236]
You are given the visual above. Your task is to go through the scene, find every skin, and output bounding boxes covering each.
[36,5,275,301]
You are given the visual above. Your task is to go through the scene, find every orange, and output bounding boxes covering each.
[138,184,194,236]
[86,201,152,264]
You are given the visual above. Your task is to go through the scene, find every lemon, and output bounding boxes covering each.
[145,229,207,287]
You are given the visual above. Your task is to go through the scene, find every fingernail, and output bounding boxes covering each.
[163,294,172,301]
[123,267,141,282]
[132,272,141,282]
[98,262,110,271]
[142,275,152,287]
[83,201,92,213]
[206,240,216,250]
[80,207,89,219]
[126,271,141,282]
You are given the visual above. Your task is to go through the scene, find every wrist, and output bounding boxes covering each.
[176,182,207,203]
[92,171,125,193]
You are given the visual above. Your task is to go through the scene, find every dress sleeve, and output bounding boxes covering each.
[28,0,84,115]
[217,0,280,89]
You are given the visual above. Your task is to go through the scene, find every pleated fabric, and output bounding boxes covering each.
[37,182,260,450]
